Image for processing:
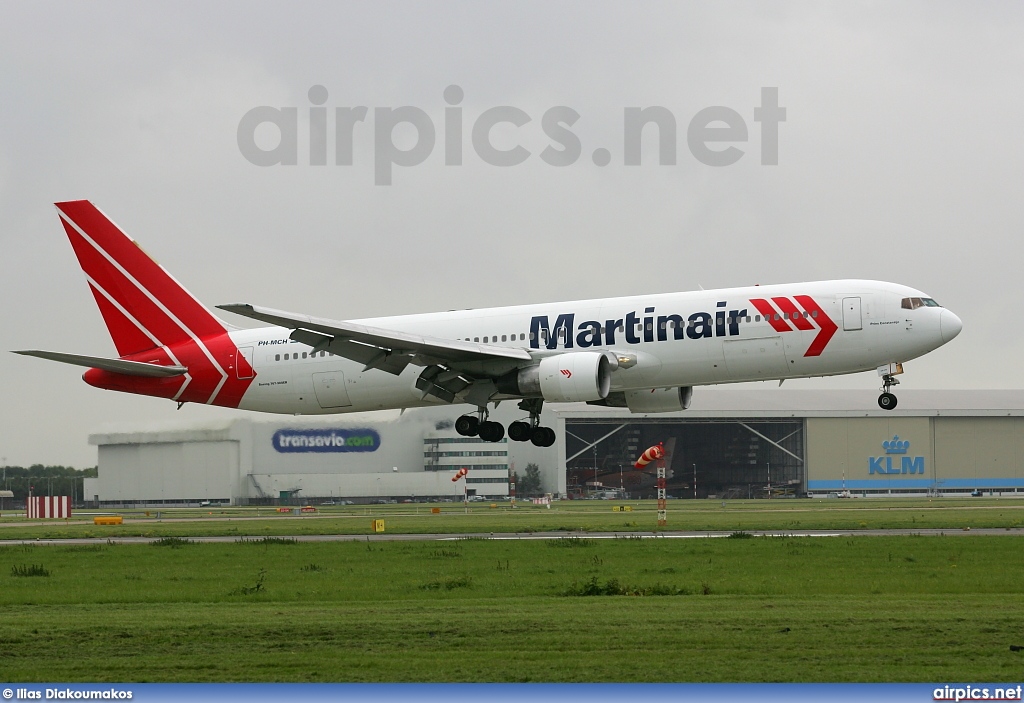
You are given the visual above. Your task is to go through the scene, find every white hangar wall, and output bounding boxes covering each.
[88,405,562,505]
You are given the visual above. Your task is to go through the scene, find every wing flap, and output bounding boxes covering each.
[289,328,412,375]
[12,350,188,378]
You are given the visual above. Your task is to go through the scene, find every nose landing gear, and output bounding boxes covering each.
[878,374,900,410]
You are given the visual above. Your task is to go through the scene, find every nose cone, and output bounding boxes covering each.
[940,309,963,343]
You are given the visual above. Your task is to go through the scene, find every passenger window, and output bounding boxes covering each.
[501,335,507,342]
[811,311,818,318]
[302,352,307,359]
[284,353,289,360]
[474,337,479,342]
[275,354,280,361]
[520,333,525,341]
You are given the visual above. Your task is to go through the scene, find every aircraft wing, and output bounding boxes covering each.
[12,350,188,377]
[217,304,533,398]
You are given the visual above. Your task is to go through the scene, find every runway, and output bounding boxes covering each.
[2,527,1022,546]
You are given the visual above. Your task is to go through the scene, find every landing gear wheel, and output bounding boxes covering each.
[530,426,556,448]
[878,372,900,411]
[507,421,533,442]
[455,415,480,436]
[878,392,898,410]
[478,421,505,442]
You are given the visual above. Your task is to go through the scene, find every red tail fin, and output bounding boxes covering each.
[55,201,227,356]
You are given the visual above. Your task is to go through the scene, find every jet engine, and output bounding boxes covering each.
[590,386,693,413]
[497,351,614,403]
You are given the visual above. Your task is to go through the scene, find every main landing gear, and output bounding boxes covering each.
[455,399,556,447]
[878,374,900,411]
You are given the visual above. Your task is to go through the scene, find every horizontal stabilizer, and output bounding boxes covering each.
[12,350,188,378]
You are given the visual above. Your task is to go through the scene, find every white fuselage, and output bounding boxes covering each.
[230,280,958,415]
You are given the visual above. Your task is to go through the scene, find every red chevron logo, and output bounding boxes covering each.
[748,296,838,357]
[560,369,572,378]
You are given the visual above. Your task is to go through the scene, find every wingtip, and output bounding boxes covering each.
[216,303,253,312]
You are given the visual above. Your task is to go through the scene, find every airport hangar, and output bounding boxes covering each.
[83,390,1024,506]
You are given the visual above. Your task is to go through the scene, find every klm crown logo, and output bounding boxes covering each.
[870,434,924,475]
[883,435,910,454]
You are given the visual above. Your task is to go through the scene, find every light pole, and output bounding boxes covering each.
[693,463,697,500]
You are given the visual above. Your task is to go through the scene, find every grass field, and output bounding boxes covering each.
[2,497,1024,540]
[2,533,1024,682]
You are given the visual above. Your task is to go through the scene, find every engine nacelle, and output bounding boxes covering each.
[520,352,613,403]
[590,386,693,413]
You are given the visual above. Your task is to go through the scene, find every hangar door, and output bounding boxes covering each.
[98,440,238,502]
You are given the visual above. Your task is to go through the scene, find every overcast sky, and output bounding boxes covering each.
[2,2,1021,467]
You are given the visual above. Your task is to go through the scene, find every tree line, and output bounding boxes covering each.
[0,465,97,502]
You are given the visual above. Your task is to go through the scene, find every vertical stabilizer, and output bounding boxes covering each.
[53,201,254,407]
[54,200,227,356]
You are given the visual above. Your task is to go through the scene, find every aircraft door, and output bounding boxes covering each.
[236,347,255,379]
[842,297,863,331]
[312,371,353,408]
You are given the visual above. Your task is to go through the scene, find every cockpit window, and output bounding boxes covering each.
[902,297,941,309]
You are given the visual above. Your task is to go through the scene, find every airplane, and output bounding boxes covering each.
[13,201,963,448]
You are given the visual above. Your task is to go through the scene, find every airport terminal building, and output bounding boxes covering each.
[85,390,1024,505]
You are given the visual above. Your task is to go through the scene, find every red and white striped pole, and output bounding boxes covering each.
[656,460,667,527]
[452,467,469,512]
[635,443,667,528]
